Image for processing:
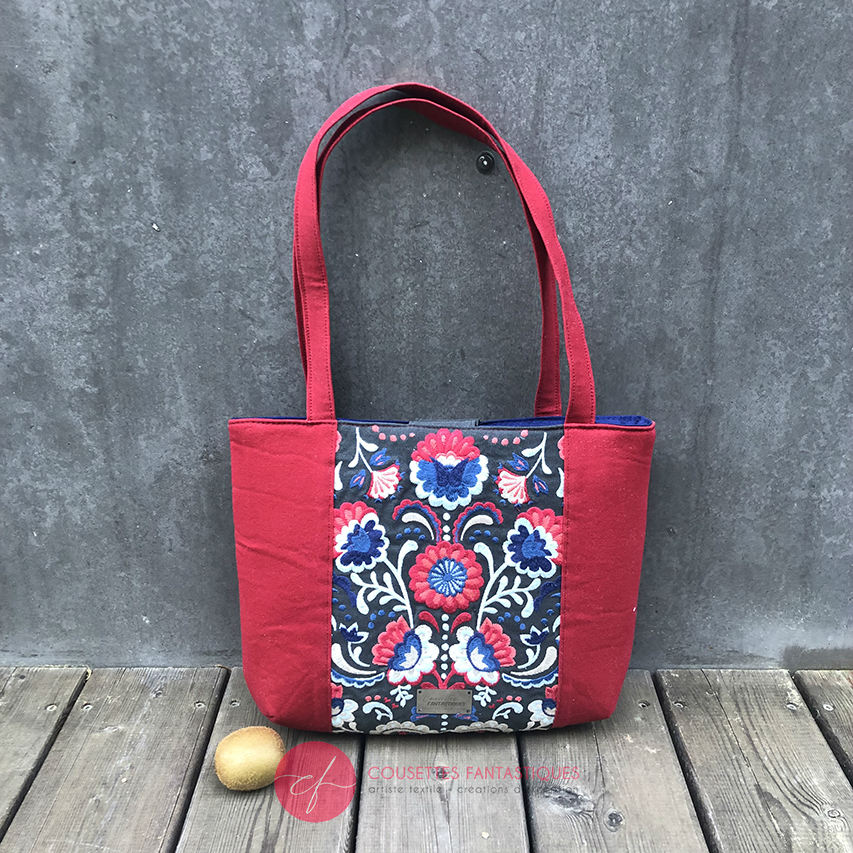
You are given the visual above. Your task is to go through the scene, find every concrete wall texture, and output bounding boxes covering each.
[1,1,850,668]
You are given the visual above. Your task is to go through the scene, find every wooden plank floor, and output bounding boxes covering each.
[177,669,362,852]
[794,670,853,785]
[520,670,706,851]
[0,668,850,852]
[0,667,227,852]
[657,669,853,853]
[0,667,88,838]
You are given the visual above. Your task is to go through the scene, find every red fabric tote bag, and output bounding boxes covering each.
[229,83,655,734]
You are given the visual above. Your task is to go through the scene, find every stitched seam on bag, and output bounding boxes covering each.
[548,281,561,413]
[536,250,560,416]
[496,142,562,419]
[524,176,594,424]
[293,196,314,413]
[293,205,303,369]
[565,422,655,433]
[558,426,570,724]
[295,206,312,379]
[310,147,336,422]
[229,419,654,433]
[521,169,596,424]
[297,132,331,420]
[326,422,336,731]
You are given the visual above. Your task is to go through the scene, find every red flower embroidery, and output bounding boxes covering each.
[367,462,401,500]
[449,618,517,685]
[496,468,530,505]
[411,428,480,463]
[371,616,439,684]
[479,618,516,667]
[408,541,484,613]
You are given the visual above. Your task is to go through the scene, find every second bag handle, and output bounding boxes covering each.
[292,82,596,426]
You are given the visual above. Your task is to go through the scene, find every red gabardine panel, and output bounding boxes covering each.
[555,422,656,726]
[228,419,337,730]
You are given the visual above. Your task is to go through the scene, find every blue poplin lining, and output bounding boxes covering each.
[479,415,653,428]
[241,415,653,427]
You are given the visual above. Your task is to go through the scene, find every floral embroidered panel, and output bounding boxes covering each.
[330,423,566,734]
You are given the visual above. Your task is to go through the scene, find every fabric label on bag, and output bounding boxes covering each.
[416,689,474,715]
[330,423,564,733]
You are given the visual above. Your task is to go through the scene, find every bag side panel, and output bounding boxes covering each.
[555,422,656,726]
[228,419,337,730]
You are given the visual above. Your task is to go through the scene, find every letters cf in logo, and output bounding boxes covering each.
[275,741,357,822]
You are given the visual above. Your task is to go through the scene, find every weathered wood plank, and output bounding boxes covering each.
[519,670,707,852]
[794,670,853,784]
[0,666,88,840]
[176,667,362,852]
[357,730,528,852]
[656,669,853,853]
[0,667,227,853]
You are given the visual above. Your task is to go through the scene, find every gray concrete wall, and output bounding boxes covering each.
[2,0,850,667]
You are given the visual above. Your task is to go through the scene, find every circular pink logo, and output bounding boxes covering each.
[274,741,357,822]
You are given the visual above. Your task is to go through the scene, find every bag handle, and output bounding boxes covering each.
[294,89,588,422]
[300,98,564,418]
[293,82,596,425]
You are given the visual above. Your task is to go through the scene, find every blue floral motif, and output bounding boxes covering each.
[388,630,423,671]
[409,429,489,511]
[339,624,368,643]
[507,527,553,575]
[342,520,384,567]
[503,509,562,579]
[412,457,487,506]
[428,557,469,597]
[334,503,389,573]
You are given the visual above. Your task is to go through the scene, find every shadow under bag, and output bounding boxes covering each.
[229,82,656,734]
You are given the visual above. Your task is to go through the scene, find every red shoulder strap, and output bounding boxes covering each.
[292,83,596,426]
[297,98,563,418]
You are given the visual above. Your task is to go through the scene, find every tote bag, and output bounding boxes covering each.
[229,82,655,734]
